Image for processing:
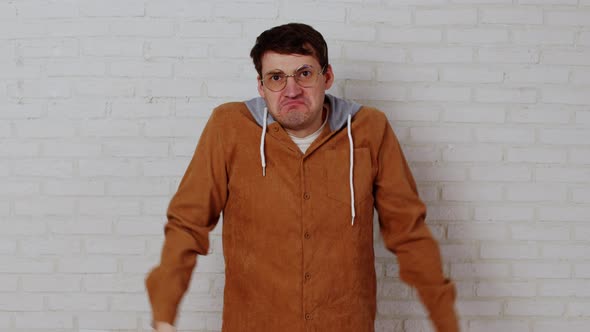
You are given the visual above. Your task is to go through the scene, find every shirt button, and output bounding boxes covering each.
[305,272,311,280]
[305,313,312,320]
[304,232,311,239]
[303,192,310,200]
[272,126,279,132]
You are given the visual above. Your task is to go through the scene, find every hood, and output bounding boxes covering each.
[244,94,362,131]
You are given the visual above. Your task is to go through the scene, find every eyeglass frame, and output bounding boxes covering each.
[260,64,328,92]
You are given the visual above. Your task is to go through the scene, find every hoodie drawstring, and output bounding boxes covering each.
[347,114,356,226]
[260,107,268,176]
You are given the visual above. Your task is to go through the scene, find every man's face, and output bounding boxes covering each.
[257,51,334,137]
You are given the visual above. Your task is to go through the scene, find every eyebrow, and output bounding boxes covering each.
[263,64,315,76]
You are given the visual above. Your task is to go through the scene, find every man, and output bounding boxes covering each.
[146,23,458,332]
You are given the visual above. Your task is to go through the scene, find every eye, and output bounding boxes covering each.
[299,70,312,78]
[266,73,284,82]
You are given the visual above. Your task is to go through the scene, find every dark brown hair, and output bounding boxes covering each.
[250,23,329,76]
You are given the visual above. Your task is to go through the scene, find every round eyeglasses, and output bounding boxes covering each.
[261,65,326,92]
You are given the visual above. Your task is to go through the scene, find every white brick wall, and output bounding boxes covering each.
[1,1,589,331]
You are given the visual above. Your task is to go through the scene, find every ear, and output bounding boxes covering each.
[257,76,265,98]
[323,64,335,90]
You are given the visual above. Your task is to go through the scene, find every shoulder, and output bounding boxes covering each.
[207,102,254,126]
[353,106,389,132]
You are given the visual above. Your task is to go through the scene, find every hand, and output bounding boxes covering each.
[153,321,176,332]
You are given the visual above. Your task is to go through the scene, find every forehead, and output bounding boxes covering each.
[260,51,320,73]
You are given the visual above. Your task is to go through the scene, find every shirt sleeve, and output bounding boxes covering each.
[145,109,228,325]
[374,119,459,332]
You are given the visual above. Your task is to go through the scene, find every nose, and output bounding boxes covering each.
[283,75,302,97]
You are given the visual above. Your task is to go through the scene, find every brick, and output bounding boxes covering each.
[78,312,137,329]
[482,244,538,259]
[412,47,473,63]
[378,300,427,316]
[0,3,16,18]
[0,275,18,291]
[416,9,477,25]
[108,179,169,196]
[314,23,376,42]
[22,275,81,292]
[451,263,510,279]
[410,127,471,142]
[111,101,171,118]
[17,0,77,18]
[83,38,144,57]
[505,67,569,84]
[443,145,503,162]
[143,159,189,176]
[175,61,242,79]
[383,104,439,122]
[0,64,42,79]
[104,141,169,157]
[207,80,259,99]
[546,11,590,26]
[344,83,405,101]
[573,188,590,203]
[8,79,71,98]
[543,88,590,105]
[403,146,439,163]
[179,22,241,38]
[43,141,101,157]
[215,3,277,19]
[469,320,529,332]
[48,101,106,118]
[79,197,141,216]
[352,8,411,24]
[15,197,75,216]
[570,148,590,164]
[74,79,135,97]
[537,167,590,183]
[542,50,590,66]
[448,223,507,240]
[111,293,151,311]
[120,256,159,273]
[506,300,565,316]
[331,62,373,81]
[109,20,174,37]
[479,47,539,64]
[452,0,511,2]
[457,301,502,316]
[476,282,535,297]
[48,294,108,311]
[80,119,140,137]
[574,264,590,278]
[412,166,466,182]
[0,219,45,235]
[79,159,137,177]
[534,321,590,332]
[0,239,16,254]
[85,238,145,254]
[80,0,144,17]
[475,206,533,221]
[481,8,543,24]
[442,67,504,83]
[577,111,590,125]
[513,29,576,45]
[58,256,117,273]
[110,62,172,78]
[447,28,509,43]
[475,88,537,104]
[0,102,41,120]
[45,180,105,196]
[470,166,531,181]
[510,108,570,124]
[542,244,590,259]
[0,142,39,157]
[146,0,212,18]
[146,40,208,58]
[144,118,205,138]
[0,122,10,137]
[46,20,110,37]
[476,127,535,143]
[0,294,44,311]
[12,159,73,177]
[0,258,53,273]
[571,69,590,84]
[511,224,570,241]
[540,281,590,297]
[506,184,566,202]
[540,207,590,222]
[21,238,81,256]
[411,87,471,102]
[377,280,411,298]
[568,302,590,316]
[345,45,405,62]
[142,197,169,215]
[49,217,112,235]
[139,79,203,97]
[540,129,590,145]
[440,244,478,262]
[19,38,78,58]
[0,22,46,39]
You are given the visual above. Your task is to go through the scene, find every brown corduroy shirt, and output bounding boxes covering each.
[146,100,459,332]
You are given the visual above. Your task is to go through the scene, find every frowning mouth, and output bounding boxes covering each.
[281,100,306,108]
